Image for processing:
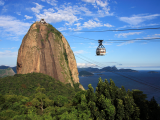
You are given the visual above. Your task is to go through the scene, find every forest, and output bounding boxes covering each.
[0,72,160,120]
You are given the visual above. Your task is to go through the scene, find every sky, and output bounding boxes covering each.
[0,0,160,70]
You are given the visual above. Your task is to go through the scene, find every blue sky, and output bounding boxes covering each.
[0,0,160,70]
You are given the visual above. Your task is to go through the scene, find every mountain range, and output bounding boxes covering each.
[0,65,138,75]
[77,66,138,73]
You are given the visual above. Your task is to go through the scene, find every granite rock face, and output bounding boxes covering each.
[17,22,84,90]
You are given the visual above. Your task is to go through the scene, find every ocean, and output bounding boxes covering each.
[79,70,160,105]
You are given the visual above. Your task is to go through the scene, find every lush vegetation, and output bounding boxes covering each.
[0,73,160,120]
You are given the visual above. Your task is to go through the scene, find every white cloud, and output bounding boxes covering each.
[0,16,31,38]
[2,6,7,12]
[88,46,97,48]
[15,12,21,15]
[78,6,93,16]
[74,23,81,27]
[74,50,86,54]
[143,33,160,39]
[115,32,142,38]
[34,2,112,25]
[0,0,4,6]
[82,0,108,7]
[82,0,95,3]
[0,47,16,49]
[117,23,159,30]
[41,0,57,6]
[70,20,114,31]
[43,8,54,12]
[119,14,160,25]
[89,42,95,45]
[155,34,160,36]
[94,18,99,21]
[142,42,147,44]
[82,0,113,16]
[104,23,114,27]
[103,43,112,45]
[24,15,33,19]
[57,27,67,31]
[117,40,135,46]
[77,63,97,68]
[113,1,117,4]
[35,6,80,24]
[117,65,160,68]
[0,50,18,57]
[83,20,103,28]
[96,0,108,7]
[31,3,44,13]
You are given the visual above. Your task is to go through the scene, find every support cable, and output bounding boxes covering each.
[75,54,160,92]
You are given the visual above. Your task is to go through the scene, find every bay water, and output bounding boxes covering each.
[79,70,160,105]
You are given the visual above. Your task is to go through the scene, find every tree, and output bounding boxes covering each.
[30,86,53,115]
[96,94,115,120]
[148,96,160,120]
[115,98,124,120]
[86,84,96,103]
[95,77,105,98]
[103,79,111,99]
[132,89,149,120]
[109,79,118,104]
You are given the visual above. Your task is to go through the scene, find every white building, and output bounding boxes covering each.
[40,19,46,24]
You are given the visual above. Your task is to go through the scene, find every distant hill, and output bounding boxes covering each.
[78,67,100,73]
[0,65,138,76]
[118,69,138,72]
[0,67,15,78]
[78,66,138,73]
[79,71,94,77]
[0,65,17,73]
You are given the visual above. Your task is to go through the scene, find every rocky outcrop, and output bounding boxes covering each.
[17,22,85,90]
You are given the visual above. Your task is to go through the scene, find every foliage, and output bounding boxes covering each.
[132,90,160,120]
[46,24,62,40]
[36,24,40,33]
[0,74,160,119]
[63,50,68,65]
[47,24,61,37]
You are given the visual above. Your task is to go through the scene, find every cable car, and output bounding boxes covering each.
[96,40,106,56]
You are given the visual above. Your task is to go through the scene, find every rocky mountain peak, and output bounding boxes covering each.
[17,22,84,90]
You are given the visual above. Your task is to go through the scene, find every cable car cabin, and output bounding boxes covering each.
[96,40,106,56]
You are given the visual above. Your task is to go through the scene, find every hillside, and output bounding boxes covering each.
[0,65,17,73]
[0,68,15,78]
[79,71,94,77]
[0,72,82,101]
